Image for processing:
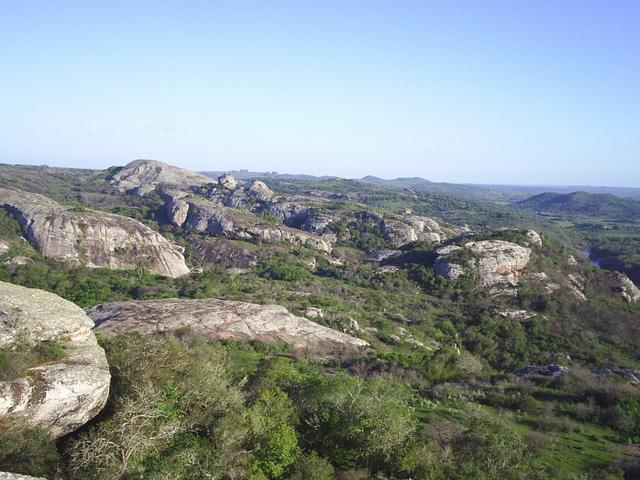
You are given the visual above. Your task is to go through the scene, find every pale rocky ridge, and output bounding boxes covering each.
[0,187,190,277]
[88,298,369,351]
[0,282,110,438]
[112,161,455,258]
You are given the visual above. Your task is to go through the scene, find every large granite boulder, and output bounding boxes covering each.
[88,298,368,351]
[0,282,110,438]
[0,188,190,278]
[380,215,447,248]
[434,240,532,293]
[248,181,275,203]
[109,159,213,195]
[466,240,531,288]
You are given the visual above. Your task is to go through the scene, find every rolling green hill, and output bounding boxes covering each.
[514,191,640,221]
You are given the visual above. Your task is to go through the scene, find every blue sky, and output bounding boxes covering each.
[1,1,638,186]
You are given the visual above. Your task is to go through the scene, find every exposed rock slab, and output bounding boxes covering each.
[0,282,110,438]
[88,298,369,351]
[190,238,258,269]
[110,159,213,195]
[0,188,190,277]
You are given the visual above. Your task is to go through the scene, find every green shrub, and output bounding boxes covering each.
[0,419,59,478]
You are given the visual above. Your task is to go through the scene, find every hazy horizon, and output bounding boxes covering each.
[1,1,639,187]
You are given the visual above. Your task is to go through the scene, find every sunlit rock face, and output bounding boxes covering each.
[88,298,369,352]
[0,282,110,438]
[0,187,190,278]
[434,240,532,294]
[110,159,213,195]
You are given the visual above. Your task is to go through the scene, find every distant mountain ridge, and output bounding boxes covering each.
[514,191,640,220]
[200,169,640,201]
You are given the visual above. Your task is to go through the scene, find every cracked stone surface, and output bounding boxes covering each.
[88,298,369,351]
[0,282,110,438]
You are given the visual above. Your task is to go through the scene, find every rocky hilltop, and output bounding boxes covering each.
[88,298,369,351]
[110,159,213,195]
[0,282,110,438]
[0,187,190,277]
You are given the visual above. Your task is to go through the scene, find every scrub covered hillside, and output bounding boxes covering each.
[1,160,640,480]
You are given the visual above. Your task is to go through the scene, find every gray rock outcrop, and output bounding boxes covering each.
[159,191,333,253]
[494,309,537,321]
[217,173,238,190]
[382,215,446,247]
[0,188,190,278]
[190,238,258,269]
[467,240,531,289]
[248,181,275,203]
[434,240,532,293]
[0,282,110,438]
[433,245,466,280]
[617,273,640,303]
[110,159,213,195]
[525,230,543,247]
[88,299,369,351]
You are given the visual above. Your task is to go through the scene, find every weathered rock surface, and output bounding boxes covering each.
[467,241,531,288]
[0,473,46,480]
[0,188,190,278]
[515,364,569,378]
[434,240,532,293]
[190,238,258,269]
[433,245,466,279]
[304,307,324,319]
[593,367,640,383]
[218,173,238,190]
[248,181,275,203]
[525,230,543,247]
[0,282,110,438]
[368,249,402,262]
[494,309,537,321]
[617,273,640,303]
[88,299,369,351]
[4,256,35,266]
[567,273,587,301]
[160,193,333,253]
[110,159,213,195]
[382,215,446,247]
[0,240,8,256]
